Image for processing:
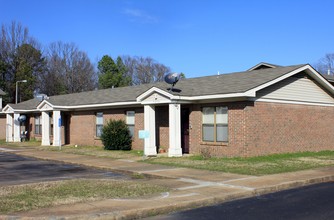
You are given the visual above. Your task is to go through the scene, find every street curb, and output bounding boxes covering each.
[44,175,333,220]
[117,176,334,220]
[253,175,334,195]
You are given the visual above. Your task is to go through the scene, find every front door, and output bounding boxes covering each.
[181,108,190,154]
[63,113,71,145]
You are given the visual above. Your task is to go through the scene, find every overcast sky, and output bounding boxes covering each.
[1,0,334,78]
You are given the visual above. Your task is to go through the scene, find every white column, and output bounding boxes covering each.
[6,114,13,142]
[168,103,182,157]
[41,111,50,146]
[144,105,157,156]
[13,113,20,142]
[53,110,61,146]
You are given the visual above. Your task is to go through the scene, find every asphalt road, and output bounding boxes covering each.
[147,182,334,220]
[0,151,128,185]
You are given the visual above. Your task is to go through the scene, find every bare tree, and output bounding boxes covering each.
[122,56,170,85]
[314,53,334,76]
[0,21,42,103]
[40,41,97,95]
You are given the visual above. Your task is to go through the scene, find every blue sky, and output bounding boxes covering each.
[1,0,334,78]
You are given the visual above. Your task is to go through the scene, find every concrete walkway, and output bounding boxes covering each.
[1,146,333,220]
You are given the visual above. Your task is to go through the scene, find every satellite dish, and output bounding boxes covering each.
[18,115,26,122]
[164,73,180,91]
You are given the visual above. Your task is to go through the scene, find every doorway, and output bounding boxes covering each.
[63,113,71,145]
[181,108,190,154]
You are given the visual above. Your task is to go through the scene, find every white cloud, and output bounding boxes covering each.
[123,8,158,23]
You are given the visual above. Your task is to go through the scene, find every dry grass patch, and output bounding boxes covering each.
[0,179,169,214]
[0,140,144,160]
[146,151,334,176]
[44,145,144,159]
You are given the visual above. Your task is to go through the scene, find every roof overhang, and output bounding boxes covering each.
[136,86,256,105]
[37,99,140,111]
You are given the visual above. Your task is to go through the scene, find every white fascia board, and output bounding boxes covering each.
[136,87,175,102]
[178,91,256,101]
[140,100,174,105]
[246,65,310,95]
[254,98,334,107]
[14,109,38,113]
[51,101,139,110]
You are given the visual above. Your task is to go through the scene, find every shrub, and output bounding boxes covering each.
[101,119,132,150]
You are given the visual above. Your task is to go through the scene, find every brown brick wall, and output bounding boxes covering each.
[188,101,334,157]
[70,111,97,146]
[69,107,144,150]
[156,106,169,149]
[244,102,334,156]
[7,100,333,157]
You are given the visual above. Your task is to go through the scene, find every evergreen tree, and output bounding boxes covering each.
[98,55,131,89]
[116,56,131,86]
[14,44,45,102]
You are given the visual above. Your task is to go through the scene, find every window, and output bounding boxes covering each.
[126,111,135,137]
[96,112,103,137]
[202,107,228,142]
[34,116,42,135]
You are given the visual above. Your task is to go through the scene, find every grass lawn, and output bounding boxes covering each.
[146,151,334,176]
[1,140,333,175]
[0,179,168,214]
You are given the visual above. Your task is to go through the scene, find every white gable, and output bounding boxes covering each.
[2,105,14,113]
[37,100,54,111]
[137,87,175,104]
[144,92,171,103]
[257,75,334,105]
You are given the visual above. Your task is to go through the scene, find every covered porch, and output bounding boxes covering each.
[3,102,64,147]
[137,87,191,157]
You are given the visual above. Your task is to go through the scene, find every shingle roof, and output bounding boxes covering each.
[6,64,307,110]
[9,98,42,111]
[47,84,153,106]
[165,64,305,97]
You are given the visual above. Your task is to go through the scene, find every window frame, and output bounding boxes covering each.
[202,106,228,143]
[34,115,42,135]
[96,112,103,137]
[126,111,135,138]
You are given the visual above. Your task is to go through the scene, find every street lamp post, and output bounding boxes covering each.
[15,80,27,104]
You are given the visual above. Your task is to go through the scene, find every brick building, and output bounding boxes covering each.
[2,63,334,157]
